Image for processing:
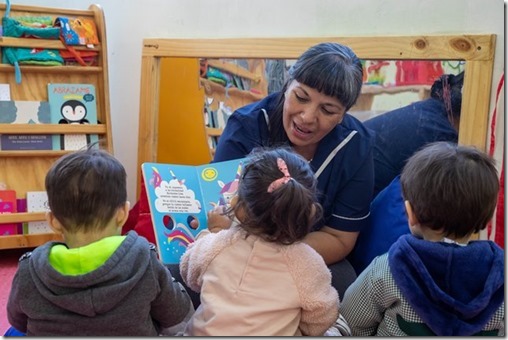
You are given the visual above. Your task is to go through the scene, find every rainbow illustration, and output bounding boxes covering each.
[165,222,196,247]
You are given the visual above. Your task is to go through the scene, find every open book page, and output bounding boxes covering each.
[142,158,246,264]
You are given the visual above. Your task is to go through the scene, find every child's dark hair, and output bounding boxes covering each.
[45,146,127,232]
[234,147,323,245]
[400,141,499,238]
[430,71,464,127]
[288,42,363,111]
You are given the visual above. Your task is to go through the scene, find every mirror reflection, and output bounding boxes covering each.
[194,58,464,153]
[139,35,495,202]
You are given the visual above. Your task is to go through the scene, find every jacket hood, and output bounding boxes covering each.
[388,234,504,336]
[27,231,151,316]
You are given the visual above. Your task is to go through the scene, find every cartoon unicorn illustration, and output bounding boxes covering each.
[212,161,243,208]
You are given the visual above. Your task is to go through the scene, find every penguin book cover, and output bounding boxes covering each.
[48,83,99,150]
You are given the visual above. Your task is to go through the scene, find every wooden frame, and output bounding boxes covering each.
[136,35,496,197]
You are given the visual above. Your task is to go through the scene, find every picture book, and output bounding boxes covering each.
[26,191,53,235]
[0,83,11,100]
[47,83,99,150]
[142,157,247,264]
[16,198,27,235]
[0,190,17,235]
[0,100,52,150]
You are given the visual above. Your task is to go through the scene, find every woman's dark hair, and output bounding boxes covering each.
[233,147,323,244]
[400,141,499,238]
[45,146,127,232]
[268,42,364,146]
[430,71,464,127]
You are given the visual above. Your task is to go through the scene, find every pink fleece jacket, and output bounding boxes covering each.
[180,226,339,336]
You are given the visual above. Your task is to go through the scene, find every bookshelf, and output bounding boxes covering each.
[0,3,112,250]
[200,60,267,156]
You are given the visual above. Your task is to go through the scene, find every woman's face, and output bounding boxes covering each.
[283,80,346,155]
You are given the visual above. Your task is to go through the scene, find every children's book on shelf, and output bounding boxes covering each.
[0,83,11,100]
[0,100,53,150]
[26,191,53,235]
[47,83,99,150]
[142,157,247,264]
[0,189,17,235]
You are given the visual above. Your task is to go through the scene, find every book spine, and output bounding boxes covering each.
[16,198,27,234]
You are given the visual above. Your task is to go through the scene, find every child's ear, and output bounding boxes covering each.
[116,201,130,228]
[46,211,63,234]
[404,200,417,226]
[310,203,317,219]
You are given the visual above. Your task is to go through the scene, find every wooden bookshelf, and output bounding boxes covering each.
[0,3,112,250]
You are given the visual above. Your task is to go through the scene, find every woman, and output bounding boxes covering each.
[364,71,464,198]
[210,42,375,298]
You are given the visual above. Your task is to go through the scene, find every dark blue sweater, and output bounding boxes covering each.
[364,98,458,197]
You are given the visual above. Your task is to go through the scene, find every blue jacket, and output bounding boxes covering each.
[389,235,505,336]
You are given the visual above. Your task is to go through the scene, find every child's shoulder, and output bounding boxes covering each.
[283,242,329,271]
[357,253,394,285]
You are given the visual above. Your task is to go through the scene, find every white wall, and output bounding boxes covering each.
[15,0,505,203]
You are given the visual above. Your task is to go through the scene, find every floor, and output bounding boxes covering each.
[0,248,30,334]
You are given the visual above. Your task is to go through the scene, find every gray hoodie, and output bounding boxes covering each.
[7,231,191,336]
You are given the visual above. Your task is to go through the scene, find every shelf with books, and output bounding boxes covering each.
[205,127,223,137]
[0,3,112,250]
[206,59,262,82]
[199,78,264,103]
[0,232,63,249]
[0,36,101,51]
[199,76,265,157]
[0,150,69,157]
[0,212,46,224]
[0,123,107,134]
[0,64,103,74]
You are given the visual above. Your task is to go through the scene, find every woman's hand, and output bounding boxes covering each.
[207,205,233,233]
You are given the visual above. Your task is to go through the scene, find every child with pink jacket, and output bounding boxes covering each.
[180,147,340,336]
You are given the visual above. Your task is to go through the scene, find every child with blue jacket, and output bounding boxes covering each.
[341,141,504,336]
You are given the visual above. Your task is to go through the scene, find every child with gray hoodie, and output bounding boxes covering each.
[7,147,192,336]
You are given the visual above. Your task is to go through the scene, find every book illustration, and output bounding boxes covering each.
[0,201,17,235]
[48,83,99,150]
[0,101,52,150]
[142,158,246,264]
[0,83,11,100]
[26,191,53,235]
[0,190,17,235]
